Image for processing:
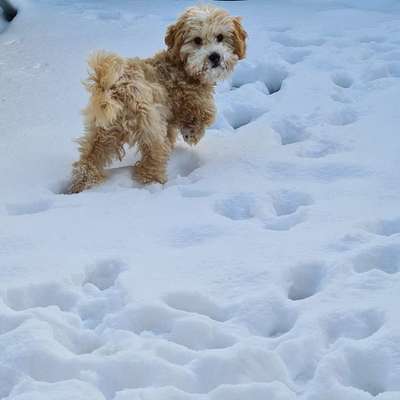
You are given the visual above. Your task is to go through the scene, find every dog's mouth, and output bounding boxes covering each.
[208,60,223,70]
[201,60,228,83]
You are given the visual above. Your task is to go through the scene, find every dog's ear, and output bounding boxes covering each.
[165,23,177,49]
[232,17,247,60]
[165,19,185,53]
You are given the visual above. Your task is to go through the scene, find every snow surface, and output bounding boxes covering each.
[1,0,400,399]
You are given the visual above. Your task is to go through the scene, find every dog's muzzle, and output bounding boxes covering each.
[208,52,221,68]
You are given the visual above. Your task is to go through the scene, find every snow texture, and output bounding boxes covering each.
[1,0,400,399]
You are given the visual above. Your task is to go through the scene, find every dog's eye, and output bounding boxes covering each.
[193,37,202,45]
[216,34,224,42]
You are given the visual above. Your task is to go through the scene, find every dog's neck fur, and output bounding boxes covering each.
[154,50,214,87]
[144,50,216,128]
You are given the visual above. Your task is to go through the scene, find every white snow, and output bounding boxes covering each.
[1,0,400,399]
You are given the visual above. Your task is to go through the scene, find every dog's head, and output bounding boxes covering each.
[165,5,247,84]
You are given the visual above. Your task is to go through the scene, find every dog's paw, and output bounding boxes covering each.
[67,162,105,194]
[133,162,167,185]
[181,127,204,146]
[67,179,90,194]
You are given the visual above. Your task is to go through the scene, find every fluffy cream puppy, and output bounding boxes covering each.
[68,5,247,193]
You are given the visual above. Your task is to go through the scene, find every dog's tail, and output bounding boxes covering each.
[83,51,126,128]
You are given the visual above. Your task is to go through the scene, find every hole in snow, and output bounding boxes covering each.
[272,118,310,145]
[6,199,54,216]
[164,291,227,322]
[328,108,358,126]
[271,33,325,48]
[231,61,288,95]
[336,347,392,397]
[353,243,400,274]
[364,217,400,237]
[214,193,257,221]
[235,296,298,338]
[280,48,311,64]
[288,261,326,301]
[322,309,385,344]
[271,190,313,216]
[5,282,79,311]
[331,71,354,88]
[84,259,126,290]
[167,317,236,350]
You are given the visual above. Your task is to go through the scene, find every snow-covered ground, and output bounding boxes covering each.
[1,0,400,399]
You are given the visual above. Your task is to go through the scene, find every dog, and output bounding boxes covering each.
[67,4,247,193]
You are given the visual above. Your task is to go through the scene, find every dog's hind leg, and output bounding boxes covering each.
[131,116,171,184]
[67,52,128,193]
[68,125,126,194]
[133,135,171,185]
[129,100,172,185]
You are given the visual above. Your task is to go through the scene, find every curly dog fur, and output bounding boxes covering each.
[68,5,247,193]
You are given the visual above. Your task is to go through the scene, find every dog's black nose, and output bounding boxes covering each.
[209,52,221,67]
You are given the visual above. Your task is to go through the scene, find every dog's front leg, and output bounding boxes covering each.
[181,101,216,145]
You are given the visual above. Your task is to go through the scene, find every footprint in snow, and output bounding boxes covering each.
[101,293,234,351]
[287,261,327,301]
[362,62,400,81]
[100,303,179,335]
[331,91,353,104]
[264,210,308,232]
[218,83,270,130]
[167,317,236,351]
[364,217,400,237]
[268,24,292,33]
[234,295,298,338]
[0,365,22,399]
[297,139,345,159]
[327,107,358,126]
[2,39,19,46]
[230,60,288,94]
[272,118,310,145]
[330,232,371,252]
[271,33,325,48]
[78,260,128,328]
[164,291,228,322]
[331,346,395,397]
[359,35,386,44]
[6,199,54,216]
[321,309,384,345]
[331,71,354,88]
[214,193,258,221]
[193,346,292,393]
[179,187,214,198]
[280,48,311,64]
[83,259,127,291]
[96,11,122,21]
[352,242,400,274]
[5,282,80,312]
[380,51,400,62]
[0,310,27,335]
[168,146,203,180]
[1,283,102,356]
[169,225,223,248]
[264,190,313,231]
[266,160,366,183]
